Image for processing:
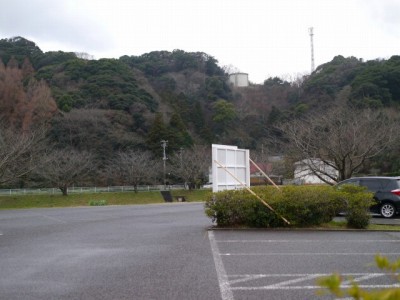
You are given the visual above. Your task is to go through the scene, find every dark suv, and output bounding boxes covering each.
[336,176,400,218]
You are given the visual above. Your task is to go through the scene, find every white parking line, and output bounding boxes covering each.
[210,233,400,297]
[232,284,400,291]
[267,274,322,287]
[340,273,382,285]
[228,273,400,291]
[228,273,400,277]
[208,231,234,300]
[221,252,400,256]
[217,240,400,243]
[38,214,67,224]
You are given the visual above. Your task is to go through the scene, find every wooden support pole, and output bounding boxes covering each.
[249,158,281,191]
[214,160,290,225]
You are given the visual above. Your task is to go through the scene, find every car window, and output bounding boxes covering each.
[336,179,360,189]
[385,179,400,190]
[380,179,392,190]
[360,179,382,192]
[346,179,360,185]
[396,180,400,189]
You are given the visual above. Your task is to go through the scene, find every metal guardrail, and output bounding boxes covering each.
[0,185,187,196]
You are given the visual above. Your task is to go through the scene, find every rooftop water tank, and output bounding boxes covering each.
[229,73,249,87]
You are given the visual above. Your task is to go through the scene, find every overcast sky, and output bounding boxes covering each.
[1,0,399,83]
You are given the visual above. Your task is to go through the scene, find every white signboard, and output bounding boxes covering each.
[211,144,250,192]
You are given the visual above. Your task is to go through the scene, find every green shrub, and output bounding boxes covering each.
[204,189,282,227]
[277,186,342,227]
[89,200,108,206]
[205,185,374,228]
[337,185,374,229]
[205,186,344,228]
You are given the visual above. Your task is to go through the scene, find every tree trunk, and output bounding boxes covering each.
[59,185,68,196]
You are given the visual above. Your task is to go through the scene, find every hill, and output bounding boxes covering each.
[1,36,400,158]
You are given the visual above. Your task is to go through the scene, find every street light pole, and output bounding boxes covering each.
[179,147,183,168]
[161,140,168,189]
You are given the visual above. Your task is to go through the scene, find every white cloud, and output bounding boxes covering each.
[1,0,399,83]
[0,0,113,53]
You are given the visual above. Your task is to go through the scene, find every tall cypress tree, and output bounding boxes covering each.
[146,113,169,155]
[169,113,193,151]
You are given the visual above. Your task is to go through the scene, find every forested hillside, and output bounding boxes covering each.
[1,36,399,189]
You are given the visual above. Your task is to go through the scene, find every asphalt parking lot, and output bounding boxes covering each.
[0,203,221,300]
[209,230,400,300]
[1,203,400,300]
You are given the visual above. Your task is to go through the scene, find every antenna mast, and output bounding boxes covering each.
[309,27,315,73]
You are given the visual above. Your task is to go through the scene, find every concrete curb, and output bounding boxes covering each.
[207,226,400,232]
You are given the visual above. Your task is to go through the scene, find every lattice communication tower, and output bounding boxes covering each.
[309,27,315,72]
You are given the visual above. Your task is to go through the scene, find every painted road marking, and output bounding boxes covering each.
[231,284,400,291]
[221,252,400,256]
[218,240,400,243]
[39,214,67,224]
[209,233,400,297]
[340,273,383,285]
[208,231,234,300]
[228,273,400,291]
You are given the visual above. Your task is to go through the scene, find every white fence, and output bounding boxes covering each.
[0,185,187,196]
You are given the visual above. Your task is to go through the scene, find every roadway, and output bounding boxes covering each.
[1,203,400,299]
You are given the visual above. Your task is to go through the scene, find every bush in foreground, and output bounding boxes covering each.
[318,255,400,299]
[205,185,372,228]
[337,185,374,229]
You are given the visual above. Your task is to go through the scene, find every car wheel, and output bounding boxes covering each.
[380,203,395,218]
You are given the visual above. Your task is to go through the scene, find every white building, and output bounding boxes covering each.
[229,73,249,87]
[294,158,338,185]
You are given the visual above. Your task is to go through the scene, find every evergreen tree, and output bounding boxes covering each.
[146,113,169,155]
[169,113,193,151]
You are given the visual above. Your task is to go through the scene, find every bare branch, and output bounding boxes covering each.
[34,149,96,195]
[106,150,158,192]
[279,105,399,183]
[169,145,210,189]
[0,126,47,185]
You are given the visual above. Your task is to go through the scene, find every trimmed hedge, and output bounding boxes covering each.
[204,185,373,229]
[338,184,374,229]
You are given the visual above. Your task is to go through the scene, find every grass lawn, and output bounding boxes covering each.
[318,220,400,231]
[212,221,400,231]
[3,190,399,232]
[0,189,212,210]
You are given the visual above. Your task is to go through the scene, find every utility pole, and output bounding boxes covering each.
[161,140,168,189]
[309,27,315,73]
[179,147,184,167]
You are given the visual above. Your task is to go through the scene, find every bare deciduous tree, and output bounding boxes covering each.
[169,145,210,189]
[0,126,47,185]
[107,150,157,192]
[35,149,96,195]
[278,105,399,184]
[250,149,288,181]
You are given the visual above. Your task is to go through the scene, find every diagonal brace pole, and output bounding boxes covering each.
[214,160,290,225]
[249,158,281,191]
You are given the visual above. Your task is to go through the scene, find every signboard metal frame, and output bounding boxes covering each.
[211,144,250,193]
